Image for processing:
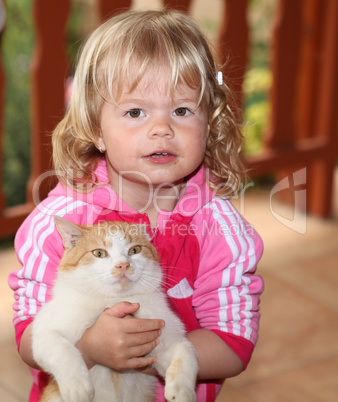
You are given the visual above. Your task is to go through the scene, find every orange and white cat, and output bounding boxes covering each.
[31,217,198,402]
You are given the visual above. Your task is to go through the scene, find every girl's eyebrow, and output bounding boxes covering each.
[116,95,200,108]
[117,98,146,106]
[115,99,148,111]
[174,98,199,104]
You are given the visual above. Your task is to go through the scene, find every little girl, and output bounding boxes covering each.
[9,10,264,402]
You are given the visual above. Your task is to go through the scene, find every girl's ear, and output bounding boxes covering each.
[96,135,106,153]
[54,216,86,249]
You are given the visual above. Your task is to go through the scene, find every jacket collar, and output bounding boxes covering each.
[49,159,215,218]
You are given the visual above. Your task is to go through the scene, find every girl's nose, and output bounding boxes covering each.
[148,117,174,139]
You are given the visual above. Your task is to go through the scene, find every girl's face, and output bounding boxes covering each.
[98,66,209,195]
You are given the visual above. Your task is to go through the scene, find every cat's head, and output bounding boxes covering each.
[54,216,161,296]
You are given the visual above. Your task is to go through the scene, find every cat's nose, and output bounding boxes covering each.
[116,262,130,272]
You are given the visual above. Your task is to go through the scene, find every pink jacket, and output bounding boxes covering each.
[9,160,264,402]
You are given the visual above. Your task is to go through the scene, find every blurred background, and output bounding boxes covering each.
[0,0,276,209]
[0,0,337,401]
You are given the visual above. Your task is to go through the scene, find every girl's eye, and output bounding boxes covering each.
[92,249,108,258]
[126,109,144,118]
[128,245,142,255]
[174,107,191,117]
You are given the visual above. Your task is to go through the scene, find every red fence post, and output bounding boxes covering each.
[264,0,302,149]
[308,0,338,217]
[27,0,71,205]
[162,0,192,12]
[260,1,305,212]
[295,0,324,141]
[218,0,249,121]
[98,0,132,21]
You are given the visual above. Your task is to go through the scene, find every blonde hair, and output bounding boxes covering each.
[53,9,245,197]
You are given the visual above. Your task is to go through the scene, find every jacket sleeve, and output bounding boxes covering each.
[8,195,90,349]
[191,198,264,368]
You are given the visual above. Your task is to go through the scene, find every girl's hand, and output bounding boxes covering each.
[77,302,165,371]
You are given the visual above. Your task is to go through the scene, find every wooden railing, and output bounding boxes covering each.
[0,0,337,239]
[245,0,338,217]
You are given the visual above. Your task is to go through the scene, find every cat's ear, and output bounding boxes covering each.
[54,216,85,249]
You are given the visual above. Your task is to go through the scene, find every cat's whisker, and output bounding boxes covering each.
[137,276,163,292]
[161,265,188,275]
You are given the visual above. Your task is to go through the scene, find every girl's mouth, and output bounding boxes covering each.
[143,152,177,164]
[149,152,172,158]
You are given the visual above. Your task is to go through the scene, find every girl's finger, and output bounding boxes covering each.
[124,329,161,348]
[127,338,160,359]
[125,355,157,370]
[123,318,165,334]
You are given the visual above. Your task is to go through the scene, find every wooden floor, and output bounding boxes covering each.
[1,174,337,401]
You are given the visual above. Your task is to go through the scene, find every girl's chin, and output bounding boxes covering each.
[107,164,192,189]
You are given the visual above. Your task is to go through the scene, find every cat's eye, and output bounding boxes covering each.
[92,249,108,258]
[128,245,142,255]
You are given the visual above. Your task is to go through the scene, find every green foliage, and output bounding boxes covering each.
[67,0,92,69]
[2,0,33,206]
[243,68,272,155]
[1,0,89,207]
[242,0,276,155]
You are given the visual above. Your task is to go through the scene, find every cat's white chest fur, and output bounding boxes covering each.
[32,217,198,402]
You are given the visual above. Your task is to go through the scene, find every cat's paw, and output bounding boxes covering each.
[164,383,196,402]
[58,377,94,402]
